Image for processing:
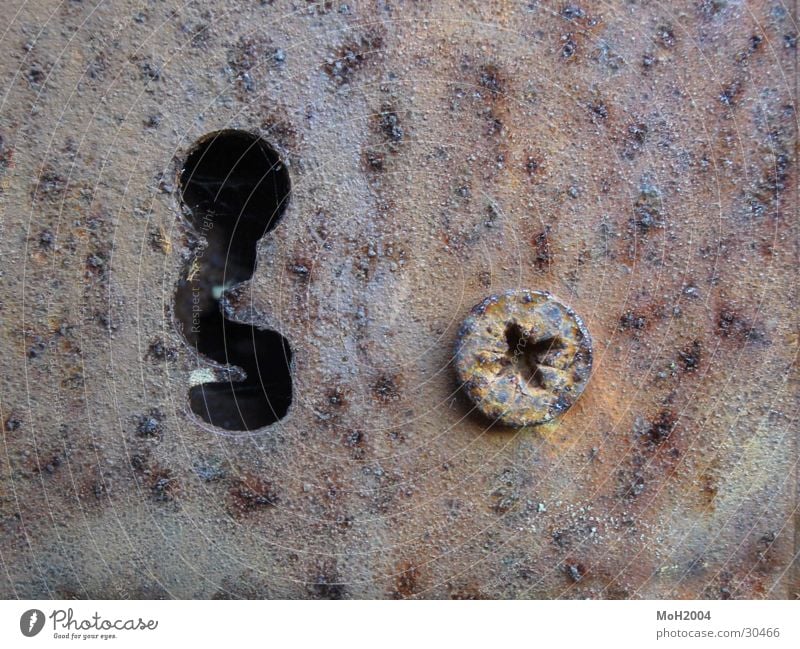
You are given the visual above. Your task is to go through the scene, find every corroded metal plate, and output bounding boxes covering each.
[0,0,796,599]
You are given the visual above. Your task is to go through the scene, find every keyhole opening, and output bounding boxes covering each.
[174,130,292,431]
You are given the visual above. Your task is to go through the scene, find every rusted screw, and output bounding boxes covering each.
[455,290,593,427]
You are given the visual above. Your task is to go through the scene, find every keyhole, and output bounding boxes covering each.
[174,130,292,430]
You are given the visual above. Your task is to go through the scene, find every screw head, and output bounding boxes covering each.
[455,290,593,427]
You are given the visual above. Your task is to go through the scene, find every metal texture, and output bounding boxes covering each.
[0,0,797,599]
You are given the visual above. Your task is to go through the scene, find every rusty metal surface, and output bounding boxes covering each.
[0,0,797,599]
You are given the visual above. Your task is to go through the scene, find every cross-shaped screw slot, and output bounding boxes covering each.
[504,323,565,389]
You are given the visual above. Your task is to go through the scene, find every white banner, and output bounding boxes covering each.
[1,600,798,649]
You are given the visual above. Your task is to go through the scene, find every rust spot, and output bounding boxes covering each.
[34,451,63,476]
[26,63,46,86]
[632,182,664,232]
[490,469,523,514]
[38,228,55,250]
[485,113,503,137]
[320,472,341,501]
[560,5,586,21]
[228,475,279,516]
[561,35,577,59]
[448,584,487,599]
[0,133,13,172]
[372,375,401,404]
[532,228,552,271]
[79,474,111,505]
[525,154,543,177]
[326,387,347,409]
[716,306,767,344]
[85,250,109,280]
[617,462,647,499]
[654,24,676,49]
[149,469,178,503]
[323,31,384,85]
[643,410,678,446]
[697,0,728,18]
[393,561,420,599]
[699,471,718,506]
[259,112,298,151]
[478,64,505,97]
[735,35,764,64]
[678,340,702,372]
[342,430,366,460]
[377,104,403,143]
[146,338,177,362]
[619,310,648,332]
[129,453,149,474]
[134,409,164,439]
[362,102,404,175]
[621,121,649,159]
[587,98,609,121]
[308,562,345,599]
[287,257,312,280]
[137,58,162,82]
[32,167,67,202]
[363,148,385,172]
[564,561,587,583]
[225,36,259,88]
[719,79,744,108]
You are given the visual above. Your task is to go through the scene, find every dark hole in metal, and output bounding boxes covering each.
[174,130,292,430]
